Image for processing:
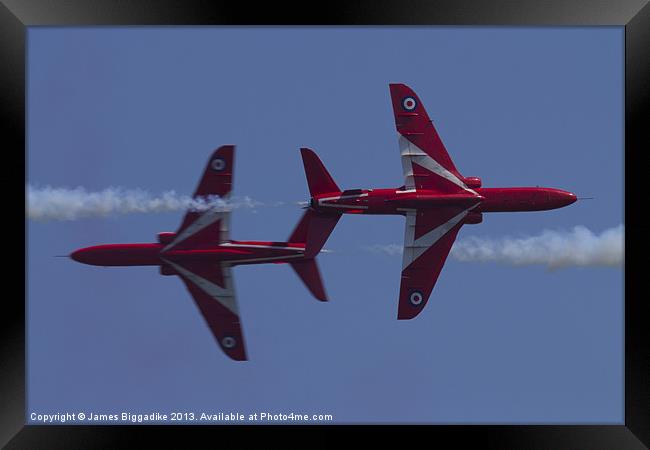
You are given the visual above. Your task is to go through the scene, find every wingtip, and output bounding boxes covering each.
[225,348,248,362]
[211,145,236,161]
[397,304,424,320]
[389,82,412,91]
[397,313,412,320]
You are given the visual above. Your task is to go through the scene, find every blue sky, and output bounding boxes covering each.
[27,27,623,424]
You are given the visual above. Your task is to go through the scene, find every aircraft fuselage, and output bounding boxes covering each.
[311,186,576,215]
[71,240,306,267]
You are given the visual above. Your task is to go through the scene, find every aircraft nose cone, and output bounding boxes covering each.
[551,190,577,208]
[544,189,577,210]
[70,248,92,264]
[70,249,83,263]
[564,191,578,206]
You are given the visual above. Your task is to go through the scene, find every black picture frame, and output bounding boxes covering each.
[4,0,647,447]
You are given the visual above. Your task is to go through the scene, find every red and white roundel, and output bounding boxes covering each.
[211,157,226,172]
[402,96,417,111]
[222,336,237,348]
[409,290,424,306]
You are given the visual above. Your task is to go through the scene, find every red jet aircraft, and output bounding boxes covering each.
[300,83,577,320]
[71,146,339,361]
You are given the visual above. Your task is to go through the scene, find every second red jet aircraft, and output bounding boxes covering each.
[71,146,339,360]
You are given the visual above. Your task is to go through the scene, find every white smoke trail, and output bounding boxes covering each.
[364,244,404,256]
[451,225,624,268]
[365,225,624,269]
[26,185,266,221]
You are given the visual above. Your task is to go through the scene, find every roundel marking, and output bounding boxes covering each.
[409,290,424,306]
[222,336,237,348]
[211,157,226,172]
[402,96,417,111]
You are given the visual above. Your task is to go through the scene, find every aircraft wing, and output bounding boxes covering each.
[163,258,247,361]
[389,83,476,195]
[398,206,473,320]
[163,145,234,251]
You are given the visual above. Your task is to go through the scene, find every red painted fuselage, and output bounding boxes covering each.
[309,186,576,216]
[70,240,306,267]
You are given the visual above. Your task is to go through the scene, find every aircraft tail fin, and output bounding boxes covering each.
[300,148,341,197]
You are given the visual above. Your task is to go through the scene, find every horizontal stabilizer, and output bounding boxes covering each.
[290,259,327,301]
[305,212,341,259]
[288,209,340,259]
